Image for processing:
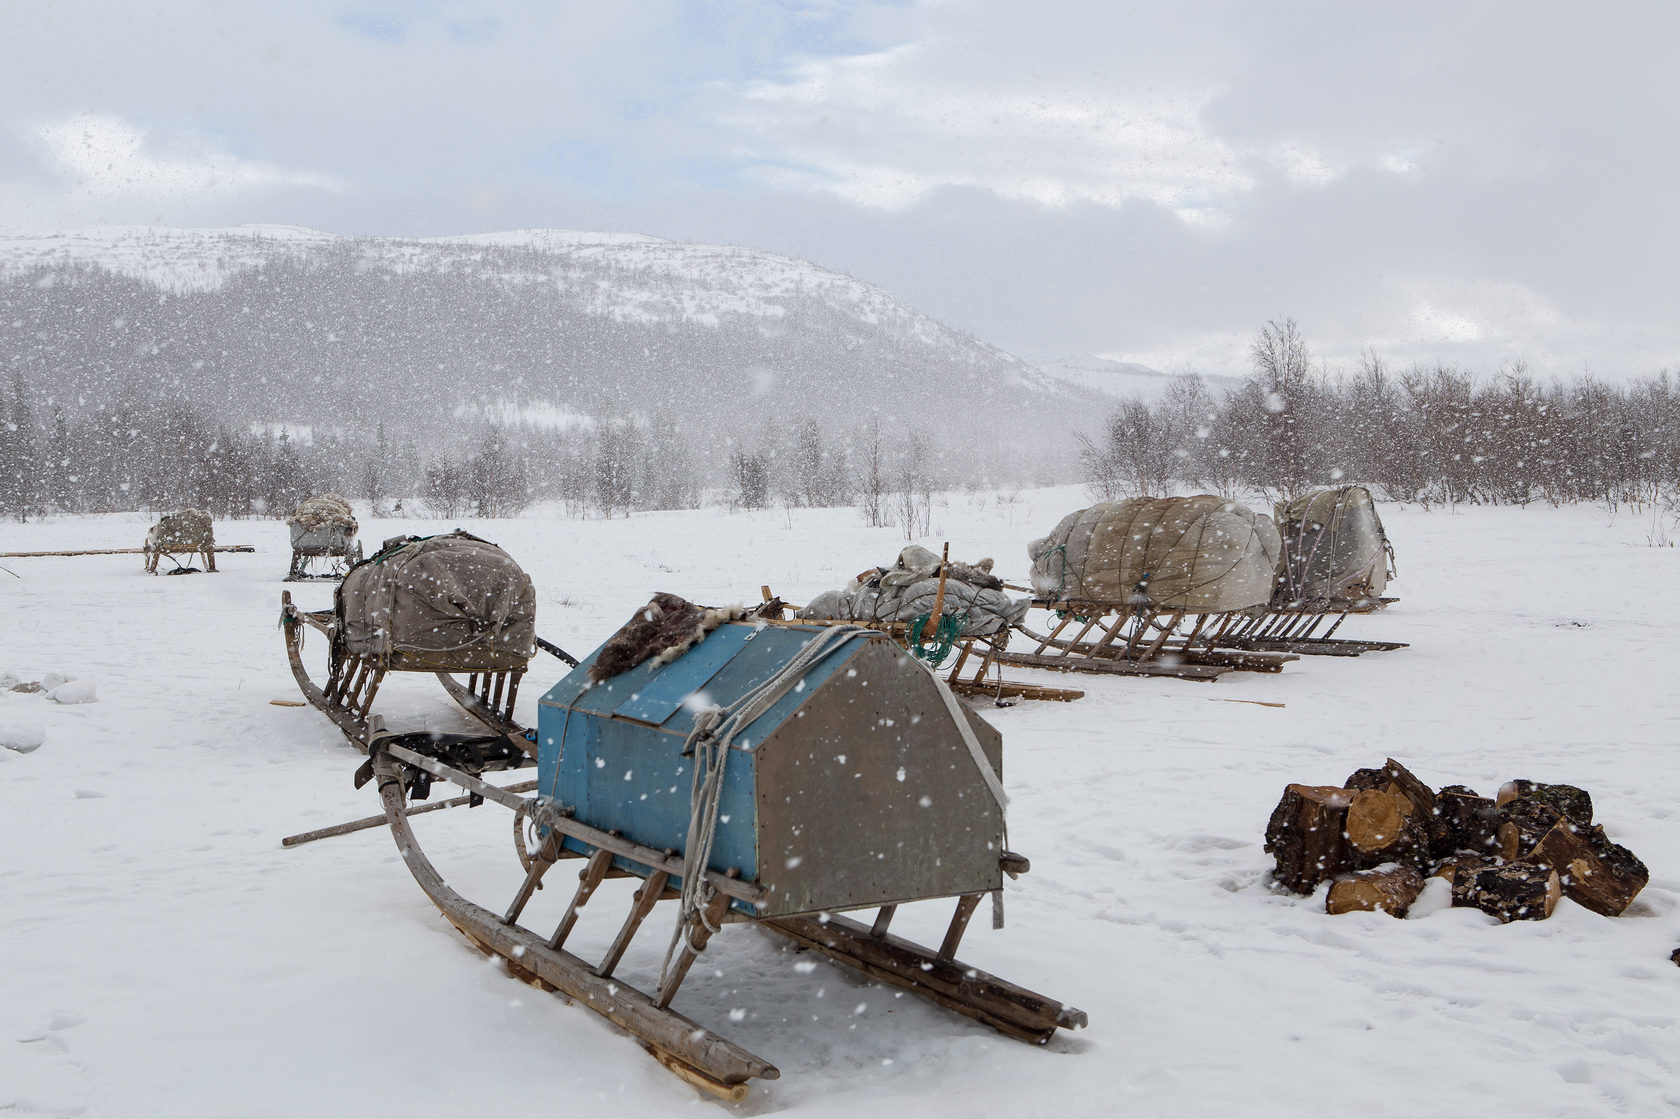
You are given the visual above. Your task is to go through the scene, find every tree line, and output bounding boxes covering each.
[1080,319,1680,508]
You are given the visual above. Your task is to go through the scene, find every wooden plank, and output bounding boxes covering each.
[993,649,1227,680]
[0,545,255,558]
[597,870,670,978]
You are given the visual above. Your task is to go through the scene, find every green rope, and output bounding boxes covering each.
[908,611,965,667]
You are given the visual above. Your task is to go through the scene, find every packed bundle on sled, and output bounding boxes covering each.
[786,545,1079,703]
[285,494,363,581]
[143,508,216,574]
[279,530,574,750]
[1219,485,1406,657]
[342,594,1084,1101]
[998,496,1298,680]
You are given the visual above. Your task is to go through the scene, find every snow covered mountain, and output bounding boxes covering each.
[1033,353,1242,401]
[0,225,1091,479]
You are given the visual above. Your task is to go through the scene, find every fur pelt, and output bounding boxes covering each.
[589,593,746,684]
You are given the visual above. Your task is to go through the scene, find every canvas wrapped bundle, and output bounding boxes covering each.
[1028,496,1281,614]
[1273,486,1393,606]
[801,545,1028,636]
[336,531,536,672]
[287,494,359,554]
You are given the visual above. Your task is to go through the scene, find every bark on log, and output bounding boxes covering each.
[1527,821,1649,916]
[1345,759,1448,853]
[1436,785,1499,858]
[1451,862,1561,923]
[1497,795,1565,861]
[1344,788,1430,869]
[1264,784,1356,894]
[1431,853,1496,890]
[1496,780,1593,826]
[1326,865,1425,918]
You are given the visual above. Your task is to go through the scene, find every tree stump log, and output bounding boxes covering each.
[1326,865,1425,918]
[1345,788,1430,869]
[1527,822,1649,916]
[1264,784,1356,894]
[1496,780,1592,825]
[1346,759,1448,854]
[1451,862,1561,923]
[1436,785,1499,858]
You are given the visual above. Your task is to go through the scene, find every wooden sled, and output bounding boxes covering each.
[285,523,363,581]
[1215,596,1407,657]
[756,586,1083,704]
[355,715,1086,1102]
[996,600,1299,682]
[279,588,577,750]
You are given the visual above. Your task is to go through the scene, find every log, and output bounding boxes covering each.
[1345,758,1448,855]
[1326,865,1425,918]
[1496,780,1592,825]
[1436,785,1499,857]
[1263,784,1356,894]
[1451,862,1561,923]
[1344,788,1430,869]
[1431,852,1496,889]
[1527,822,1649,916]
[1496,795,1565,861]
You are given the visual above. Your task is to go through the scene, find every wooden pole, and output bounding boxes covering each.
[0,545,256,558]
[926,542,950,633]
[281,780,540,847]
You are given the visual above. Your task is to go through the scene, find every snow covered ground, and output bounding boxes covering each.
[3,489,1677,1118]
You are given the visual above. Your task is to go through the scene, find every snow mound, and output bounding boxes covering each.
[48,679,97,704]
[0,722,45,753]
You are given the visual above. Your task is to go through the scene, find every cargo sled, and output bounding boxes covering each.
[284,494,363,581]
[1000,496,1298,681]
[144,508,216,574]
[334,594,1085,1100]
[279,530,574,749]
[1217,486,1406,657]
[786,544,1082,703]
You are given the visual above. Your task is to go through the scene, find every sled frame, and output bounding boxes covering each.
[996,600,1299,681]
[1215,596,1407,657]
[364,741,1086,1102]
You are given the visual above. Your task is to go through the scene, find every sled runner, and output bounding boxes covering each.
[1216,486,1407,657]
[998,496,1298,681]
[323,595,1085,1100]
[279,530,574,749]
[284,494,363,581]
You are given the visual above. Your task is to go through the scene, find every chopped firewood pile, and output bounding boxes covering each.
[1264,758,1649,923]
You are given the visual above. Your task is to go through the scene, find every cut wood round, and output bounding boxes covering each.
[1436,785,1498,858]
[1496,795,1565,861]
[1451,862,1561,923]
[1496,780,1592,826]
[1264,784,1356,894]
[1527,821,1649,917]
[1344,788,1430,869]
[1326,865,1425,918]
[1345,758,1447,853]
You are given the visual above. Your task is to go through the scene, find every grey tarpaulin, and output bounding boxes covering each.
[1028,496,1281,613]
[800,545,1028,635]
[1273,486,1393,604]
[336,531,535,671]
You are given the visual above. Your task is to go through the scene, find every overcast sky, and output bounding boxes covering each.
[2,1,1673,378]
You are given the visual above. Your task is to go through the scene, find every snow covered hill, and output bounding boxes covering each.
[1033,353,1243,401]
[0,225,1091,479]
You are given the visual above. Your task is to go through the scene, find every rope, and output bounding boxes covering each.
[908,610,964,667]
[655,624,874,991]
